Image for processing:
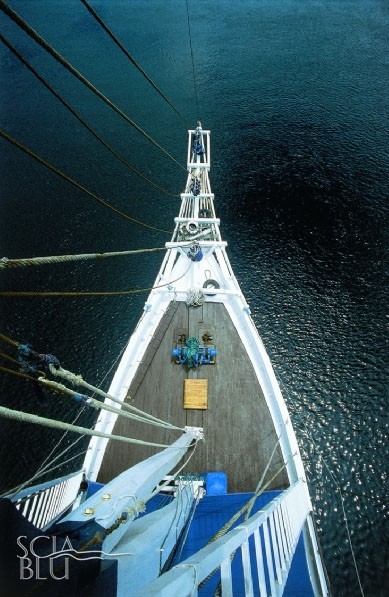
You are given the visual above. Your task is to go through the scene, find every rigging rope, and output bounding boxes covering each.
[0,331,184,431]
[0,1,186,172]
[80,0,188,124]
[3,417,87,497]
[0,332,18,348]
[1,451,86,499]
[0,129,172,234]
[0,362,182,433]
[38,376,183,432]
[185,0,200,120]
[0,247,166,269]
[198,459,289,592]
[0,33,177,198]
[0,255,192,297]
[0,404,171,448]
[276,374,365,597]
[48,364,182,430]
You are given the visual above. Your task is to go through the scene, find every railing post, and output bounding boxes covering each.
[253,527,267,597]
[241,535,254,597]
[263,517,277,596]
[269,512,282,585]
[274,506,287,571]
[221,557,233,596]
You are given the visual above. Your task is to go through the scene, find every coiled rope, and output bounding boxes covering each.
[0,0,186,172]
[0,247,166,270]
[80,0,188,124]
[186,289,205,307]
[0,33,177,198]
[0,129,171,234]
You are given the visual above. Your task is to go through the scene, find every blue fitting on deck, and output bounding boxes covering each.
[172,338,217,368]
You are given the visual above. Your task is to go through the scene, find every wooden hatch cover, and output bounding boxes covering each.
[184,379,208,409]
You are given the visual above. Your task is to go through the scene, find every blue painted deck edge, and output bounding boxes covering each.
[177,490,315,596]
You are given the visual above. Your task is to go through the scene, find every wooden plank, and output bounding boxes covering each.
[184,379,208,409]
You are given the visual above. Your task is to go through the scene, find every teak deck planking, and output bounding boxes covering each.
[98,301,288,493]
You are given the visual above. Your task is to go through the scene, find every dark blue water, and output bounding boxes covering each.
[0,1,388,595]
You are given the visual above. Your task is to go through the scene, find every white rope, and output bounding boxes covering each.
[0,450,86,498]
[95,494,146,523]
[4,407,87,497]
[0,247,166,269]
[40,376,173,430]
[0,404,171,448]
[47,366,184,431]
[186,288,205,307]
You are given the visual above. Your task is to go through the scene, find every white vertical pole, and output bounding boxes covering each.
[221,557,233,597]
[253,527,267,597]
[241,537,254,597]
[263,518,277,596]
[269,512,282,584]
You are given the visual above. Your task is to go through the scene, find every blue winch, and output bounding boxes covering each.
[172,336,216,368]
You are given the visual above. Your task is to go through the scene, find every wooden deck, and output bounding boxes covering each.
[98,301,288,493]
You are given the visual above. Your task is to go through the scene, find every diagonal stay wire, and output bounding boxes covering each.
[185,0,200,120]
[0,33,177,198]
[80,0,188,124]
[0,257,192,297]
[0,129,172,234]
[0,0,186,172]
[276,373,366,597]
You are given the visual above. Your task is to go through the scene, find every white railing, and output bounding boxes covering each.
[132,479,311,597]
[9,469,84,529]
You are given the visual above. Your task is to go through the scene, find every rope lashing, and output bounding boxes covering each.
[0,33,177,198]
[0,129,172,234]
[0,404,171,448]
[0,1,186,172]
[17,343,60,375]
[80,0,188,124]
[0,334,182,431]
[0,247,166,269]
[0,364,46,386]
[48,364,184,431]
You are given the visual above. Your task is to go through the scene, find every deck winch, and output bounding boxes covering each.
[172,335,216,368]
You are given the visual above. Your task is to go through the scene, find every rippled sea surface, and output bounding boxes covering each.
[1,1,388,595]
